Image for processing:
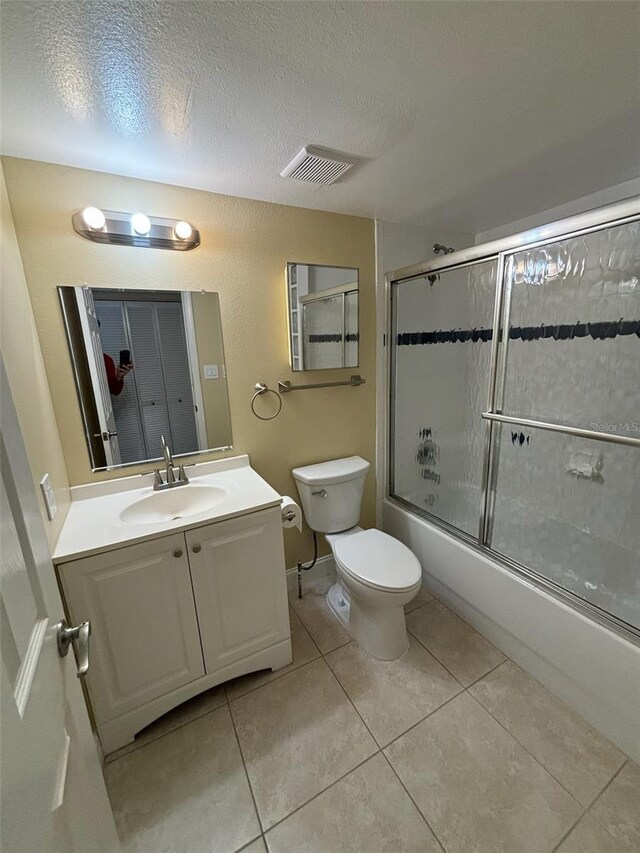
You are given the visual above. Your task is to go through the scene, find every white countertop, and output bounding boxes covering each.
[53,455,283,564]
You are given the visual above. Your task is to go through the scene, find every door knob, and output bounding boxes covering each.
[173,549,183,558]
[56,619,91,678]
[192,544,201,553]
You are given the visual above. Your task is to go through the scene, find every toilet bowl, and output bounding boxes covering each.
[292,456,422,660]
[326,527,422,659]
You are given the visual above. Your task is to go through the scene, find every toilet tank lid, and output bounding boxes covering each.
[292,456,370,486]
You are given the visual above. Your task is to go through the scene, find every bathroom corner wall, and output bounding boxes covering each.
[1,164,71,546]
[2,157,376,566]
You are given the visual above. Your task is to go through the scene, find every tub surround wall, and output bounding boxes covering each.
[1,165,70,546]
[3,157,377,567]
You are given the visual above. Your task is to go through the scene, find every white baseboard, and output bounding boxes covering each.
[286,554,335,594]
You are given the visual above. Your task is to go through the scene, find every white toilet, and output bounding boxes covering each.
[292,456,422,660]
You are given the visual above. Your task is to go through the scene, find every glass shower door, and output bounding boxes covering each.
[390,259,498,538]
[487,219,640,631]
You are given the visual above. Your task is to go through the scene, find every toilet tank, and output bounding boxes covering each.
[292,456,370,533]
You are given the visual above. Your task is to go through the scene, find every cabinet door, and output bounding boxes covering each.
[59,533,204,724]
[186,508,290,673]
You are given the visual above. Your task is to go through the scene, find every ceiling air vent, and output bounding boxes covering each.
[280,146,358,185]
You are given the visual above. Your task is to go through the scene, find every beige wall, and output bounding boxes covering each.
[3,157,376,566]
[1,164,71,548]
[191,292,233,449]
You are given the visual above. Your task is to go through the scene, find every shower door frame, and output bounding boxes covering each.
[385,195,640,644]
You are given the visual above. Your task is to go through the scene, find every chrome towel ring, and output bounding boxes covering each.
[250,382,282,420]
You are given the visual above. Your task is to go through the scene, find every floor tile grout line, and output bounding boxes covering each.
[465,690,586,810]
[227,699,265,836]
[464,656,507,688]
[225,648,322,703]
[234,832,266,853]
[380,751,448,853]
[322,653,384,746]
[262,750,383,837]
[548,760,629,853]
[382,687,464,751]
[103,696,229,765]
[467,671,627,810]
[227,655,327,712]
[405,625,467,687]
[323,640,467,753]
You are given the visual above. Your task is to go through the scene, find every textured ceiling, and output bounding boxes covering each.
[1,1,639,232]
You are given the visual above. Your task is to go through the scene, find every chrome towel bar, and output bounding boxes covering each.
[278,374,365,393]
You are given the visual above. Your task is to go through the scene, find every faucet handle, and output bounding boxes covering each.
[177,464,189,483]
[153,469,163,489]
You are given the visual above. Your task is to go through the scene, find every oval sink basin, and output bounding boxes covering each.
[120,484,228,525]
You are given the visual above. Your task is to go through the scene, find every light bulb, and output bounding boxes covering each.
[82,206,106,230]
[174,220,192,241]
[131,212,151,235]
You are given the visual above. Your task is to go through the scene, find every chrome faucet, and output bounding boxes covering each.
[153,435,189,490]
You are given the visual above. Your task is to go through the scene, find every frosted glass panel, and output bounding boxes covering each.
[491,427,639,630]
[501,221,640,439]
[391,260,497,536]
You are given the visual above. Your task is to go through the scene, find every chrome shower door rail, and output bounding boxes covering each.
[481,413,640,449]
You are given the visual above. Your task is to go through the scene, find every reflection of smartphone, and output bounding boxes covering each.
[119,349,131,367]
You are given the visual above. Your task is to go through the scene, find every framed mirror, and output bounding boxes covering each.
[286,263,359,371]
[58,286,233,471]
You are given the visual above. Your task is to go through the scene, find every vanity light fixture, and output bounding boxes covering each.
[131,212,151,236]
[174,220,193,241]
[81,206,106,230]
[72,208,200,251]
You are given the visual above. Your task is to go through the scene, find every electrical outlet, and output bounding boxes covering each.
[40,474,57,520]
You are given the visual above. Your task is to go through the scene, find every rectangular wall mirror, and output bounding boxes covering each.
[286,263,359,370]
[58,286,233,471]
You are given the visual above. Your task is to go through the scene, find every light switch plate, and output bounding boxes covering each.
[203,364,219,380]
[40,474,57,520]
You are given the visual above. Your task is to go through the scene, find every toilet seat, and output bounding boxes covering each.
[333,529,421,593]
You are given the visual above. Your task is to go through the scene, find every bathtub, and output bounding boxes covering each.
[383,497,640,761]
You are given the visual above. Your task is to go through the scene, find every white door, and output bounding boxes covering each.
[186,509,290,674]
[0,362,121,853]
[75,286,121,467]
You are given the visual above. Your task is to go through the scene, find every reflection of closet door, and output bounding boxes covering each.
[125,302,171,460]
[156,302,198,455]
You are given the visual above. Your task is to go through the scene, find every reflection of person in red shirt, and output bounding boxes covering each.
[103,354,132,396]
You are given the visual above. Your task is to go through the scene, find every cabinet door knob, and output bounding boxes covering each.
[192,544,201,554]
[173,549,183,558]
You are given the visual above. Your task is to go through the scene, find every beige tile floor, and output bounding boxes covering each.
[104,583,638,853]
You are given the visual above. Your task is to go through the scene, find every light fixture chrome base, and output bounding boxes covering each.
[72,209,200,251]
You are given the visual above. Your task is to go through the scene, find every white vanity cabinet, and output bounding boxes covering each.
[58,506,291,754]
